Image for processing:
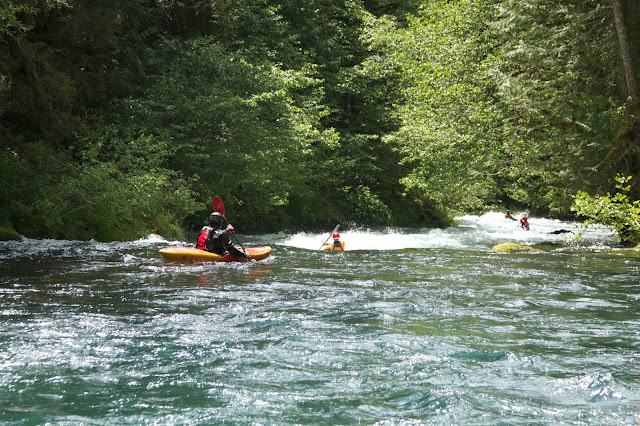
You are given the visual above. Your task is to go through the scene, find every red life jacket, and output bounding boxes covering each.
[196,226,213,250]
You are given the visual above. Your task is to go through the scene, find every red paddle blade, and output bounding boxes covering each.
[212,197,225,217]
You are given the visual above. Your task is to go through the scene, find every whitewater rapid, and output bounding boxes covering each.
[280,212,617,251]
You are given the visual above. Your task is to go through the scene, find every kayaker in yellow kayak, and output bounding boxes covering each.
[196,212,249,259]
[322,231,345,251]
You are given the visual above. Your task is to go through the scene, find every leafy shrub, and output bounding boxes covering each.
[572,175,640,245]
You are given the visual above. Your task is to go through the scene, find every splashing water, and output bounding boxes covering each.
[280,212,616,251]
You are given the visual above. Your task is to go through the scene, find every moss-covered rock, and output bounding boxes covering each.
[490,242,543,253]
[0,227,22,241]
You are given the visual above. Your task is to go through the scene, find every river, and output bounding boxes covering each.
[0,212,638,424]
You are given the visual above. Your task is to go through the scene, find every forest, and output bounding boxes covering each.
[1,0,638,243]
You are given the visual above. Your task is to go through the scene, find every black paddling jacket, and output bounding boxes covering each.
[196,226,246,257]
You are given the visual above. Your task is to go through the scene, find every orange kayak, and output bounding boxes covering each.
[159,246,272,262]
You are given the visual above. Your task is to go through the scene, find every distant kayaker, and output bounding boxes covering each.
[196,212,249,258]
[520,216,530,231]
[331,232,342,249]
[505,209,516,220]
[322,231,345,251]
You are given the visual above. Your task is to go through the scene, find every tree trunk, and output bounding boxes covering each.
[596,0,639,193]
[612,0,638,100]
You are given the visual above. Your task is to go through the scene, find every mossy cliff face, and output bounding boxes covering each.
[490,243,543,253]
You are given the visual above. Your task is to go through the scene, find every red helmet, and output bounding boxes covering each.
[332,232,340,240]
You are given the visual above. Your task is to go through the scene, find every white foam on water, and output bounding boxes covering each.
[281,212,617,251]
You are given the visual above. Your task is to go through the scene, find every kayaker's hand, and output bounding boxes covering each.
[225,224,235,234]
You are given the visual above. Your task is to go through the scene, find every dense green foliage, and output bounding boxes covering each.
[369,0,636,215]
[0,0,638,240]
[573,175,640,245]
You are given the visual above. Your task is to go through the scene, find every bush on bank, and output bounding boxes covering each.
[573,175,640,246]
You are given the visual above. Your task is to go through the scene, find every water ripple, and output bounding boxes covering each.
[0,227,638,424]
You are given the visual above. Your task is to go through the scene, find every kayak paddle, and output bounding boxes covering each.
[212,196,246,253]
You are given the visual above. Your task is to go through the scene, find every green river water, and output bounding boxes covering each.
[0,213,638,424]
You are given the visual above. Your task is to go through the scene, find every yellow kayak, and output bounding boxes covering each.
[322,241,345,251]
[159,246,272,262]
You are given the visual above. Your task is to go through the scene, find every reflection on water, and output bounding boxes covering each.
[0,213,637,424]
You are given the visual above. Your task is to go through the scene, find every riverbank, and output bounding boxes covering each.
[0,227,21,241]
